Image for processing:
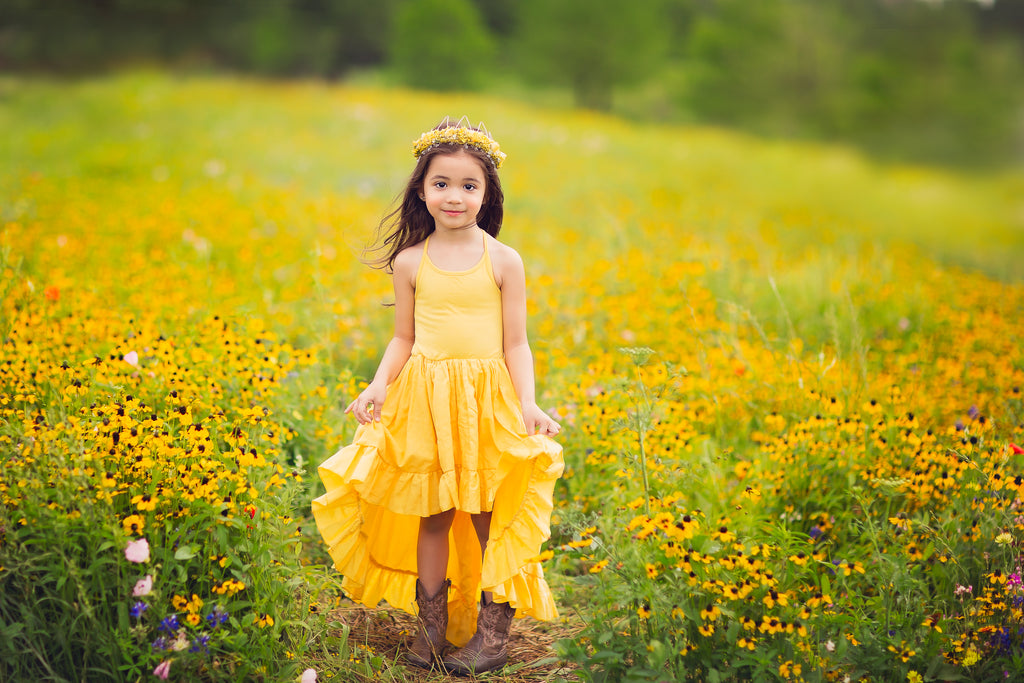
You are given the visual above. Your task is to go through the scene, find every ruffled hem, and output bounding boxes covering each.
[311,354,564,646]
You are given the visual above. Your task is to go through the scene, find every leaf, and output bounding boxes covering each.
[925,656,966,680]
[173,544,198,560]
[592,650,623,663]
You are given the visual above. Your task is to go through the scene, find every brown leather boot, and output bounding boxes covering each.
[407,579,451,669]
[442,595,515,676]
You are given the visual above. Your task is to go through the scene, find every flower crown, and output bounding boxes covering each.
[412,116,506,169]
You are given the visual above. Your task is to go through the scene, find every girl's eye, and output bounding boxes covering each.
[435,182,447,189]
[463,184,477,191]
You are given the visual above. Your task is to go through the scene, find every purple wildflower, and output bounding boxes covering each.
[130,601,148,619]
[158,614,180,633]
[190,633,211,653]
[205,605,229,628]
[151,636,169,651]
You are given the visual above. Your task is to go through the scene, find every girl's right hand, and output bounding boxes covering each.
[345,381,386,424]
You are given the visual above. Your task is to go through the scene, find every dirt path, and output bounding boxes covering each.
[326,601,581,682]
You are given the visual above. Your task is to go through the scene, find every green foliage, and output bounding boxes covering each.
[389,0,496,91]
[679,0,1024,165]
[0,0,398,77]
[514,0,669,110]
[0,0,1021,165]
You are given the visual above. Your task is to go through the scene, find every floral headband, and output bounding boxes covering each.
[412,116,506,169]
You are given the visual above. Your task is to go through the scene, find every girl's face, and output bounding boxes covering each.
[420,151,487,233]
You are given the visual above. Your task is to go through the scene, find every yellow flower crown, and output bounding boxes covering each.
[412,117,506,169]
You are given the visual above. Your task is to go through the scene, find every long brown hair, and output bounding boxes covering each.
[368,120,505,272]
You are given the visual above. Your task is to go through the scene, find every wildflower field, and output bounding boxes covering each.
[2,71,1024,682]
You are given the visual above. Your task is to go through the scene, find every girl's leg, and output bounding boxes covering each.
[417,509,456,594]
[471,512,492,602]
[410,509,456,668]
[443,510,515,675]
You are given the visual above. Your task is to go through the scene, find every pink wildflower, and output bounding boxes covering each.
[132,574,153,596]
[125,538,150,564]
[153,660,171,680]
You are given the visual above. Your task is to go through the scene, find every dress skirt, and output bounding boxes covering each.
[312,354,564,646]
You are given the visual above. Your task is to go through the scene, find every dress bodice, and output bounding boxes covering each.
[411,235,504,361]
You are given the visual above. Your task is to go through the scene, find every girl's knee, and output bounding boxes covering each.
[420,509,455,535]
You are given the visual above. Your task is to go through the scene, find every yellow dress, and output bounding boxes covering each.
[312,235,564,646]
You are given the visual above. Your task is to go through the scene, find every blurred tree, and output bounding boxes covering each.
[389,0,496,91]
[207,0,397,76]
[0,0,396,77]
[474,0,517,37]
[513,0,670,110]
[678,0,1023,165]
[0,0,1019,165]
[684,0,852,134]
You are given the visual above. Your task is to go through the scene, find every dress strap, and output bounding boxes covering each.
[414,236,430,289]
[482,233,498,288]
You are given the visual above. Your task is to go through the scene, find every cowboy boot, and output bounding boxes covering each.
[442,595,516,676]
[407,579,451,669]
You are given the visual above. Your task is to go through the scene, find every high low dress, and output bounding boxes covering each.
[312,234,564,646]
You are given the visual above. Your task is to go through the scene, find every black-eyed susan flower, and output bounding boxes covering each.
[122,514,145,535]
[887,643,916,663]
[699,603,721,621]
[130,493,157,512]
[778,661,801,679]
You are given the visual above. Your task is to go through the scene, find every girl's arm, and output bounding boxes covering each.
[497,245,561,437]
[346,250,418,424]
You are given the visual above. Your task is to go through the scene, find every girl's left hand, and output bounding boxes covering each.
[523,403,561,437]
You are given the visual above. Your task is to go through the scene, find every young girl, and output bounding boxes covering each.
[312,118,563,675]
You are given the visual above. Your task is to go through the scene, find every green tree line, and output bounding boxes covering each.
[2,0,1021,166]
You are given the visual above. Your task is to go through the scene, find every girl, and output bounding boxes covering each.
[312,117,563,675]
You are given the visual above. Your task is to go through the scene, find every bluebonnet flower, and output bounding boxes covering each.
[151,636,169,651]
[205,605,229,628]
[808,525,823,540]
[190,633,211,653]
[130,601,148,619]
[993,626,1013,653]
[158,614,180,633]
